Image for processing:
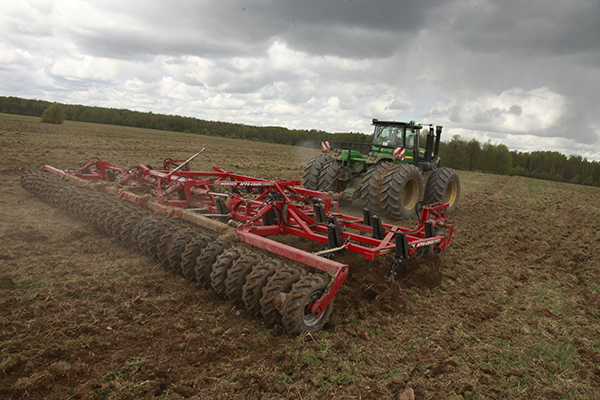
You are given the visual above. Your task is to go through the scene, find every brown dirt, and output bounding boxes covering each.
[1,114,600,399]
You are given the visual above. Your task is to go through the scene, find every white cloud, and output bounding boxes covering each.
[0,0,598,159]
[427,87,567,133]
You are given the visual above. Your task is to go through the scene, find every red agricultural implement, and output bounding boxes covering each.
[20,151,454,333]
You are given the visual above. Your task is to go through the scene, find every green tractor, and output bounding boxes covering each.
[303,119,460,220]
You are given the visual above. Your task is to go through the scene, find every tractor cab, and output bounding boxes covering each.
[371,119,441,170]
[372,120,420,151]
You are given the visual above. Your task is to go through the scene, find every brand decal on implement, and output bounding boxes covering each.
[216,181,274,187]
[414,238,441,248]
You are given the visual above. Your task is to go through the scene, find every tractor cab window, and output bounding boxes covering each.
[373,125,404,147]
[405,128,418,149]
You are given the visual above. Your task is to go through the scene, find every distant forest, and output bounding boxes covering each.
[2,95,599,187]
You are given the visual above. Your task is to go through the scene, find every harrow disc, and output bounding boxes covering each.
[20,157,455,335]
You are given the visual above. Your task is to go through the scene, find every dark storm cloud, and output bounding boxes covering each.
[449,0,600,56]
[64,0,452,59]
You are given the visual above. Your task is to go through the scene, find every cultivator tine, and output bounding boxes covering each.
[384,233,409,282]
[326,215,344,249]
[424,221,434,238]
[313,200,327,223]
[362,208,373,226]
[371,215,384,240]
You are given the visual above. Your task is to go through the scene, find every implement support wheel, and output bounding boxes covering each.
[282,274,333,334]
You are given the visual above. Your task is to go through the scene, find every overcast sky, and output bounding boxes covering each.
[1,0,599,160]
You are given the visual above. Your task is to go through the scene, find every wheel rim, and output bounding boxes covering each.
[445,180,457,206]
[402,178,419,210]
[303,290,325,327]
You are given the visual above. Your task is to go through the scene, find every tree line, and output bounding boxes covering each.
[2,95,599,187]
[439,135,600,186]
[0,96,369,146]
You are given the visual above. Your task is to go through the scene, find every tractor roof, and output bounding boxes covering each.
[372,119,423,129]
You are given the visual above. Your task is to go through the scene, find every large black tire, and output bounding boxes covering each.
[195,240,232,289]
[260,265,306,327]
[119,211,150,246]
[109,207,139,241]
[20,169,35,192]
[92,201,119,234]
[380,163,424,220]
[242,259,282,316]
[156,223,189,267]
[146,219,177,259]
[104,203,134,238]
[281,273,333,334]
[318,159,343,192]
[168,229,201,274]
[358,161,392,213]
[302,154,333,190]
[140,216,167,253]
[225,252,266,304]
[180,234,215,281]
[424,167,461,213]
[210,247,249,297]
[131,215,159,251]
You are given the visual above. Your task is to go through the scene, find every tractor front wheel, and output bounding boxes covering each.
[282,274,333,334]
[381,164,425,220]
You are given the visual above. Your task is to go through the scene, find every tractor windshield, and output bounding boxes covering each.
[372,125,404,148]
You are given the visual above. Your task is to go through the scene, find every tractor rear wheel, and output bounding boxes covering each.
[380,164,424,220]
[318,159,342,192]
[303,154,333,190]
[281,273,333,334]
[358,161,392,213]
[424,167,461,213]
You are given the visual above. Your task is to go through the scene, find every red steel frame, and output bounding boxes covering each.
[42,159,454,319]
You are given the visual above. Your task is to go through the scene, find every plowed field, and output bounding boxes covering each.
[1,114,599,399]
